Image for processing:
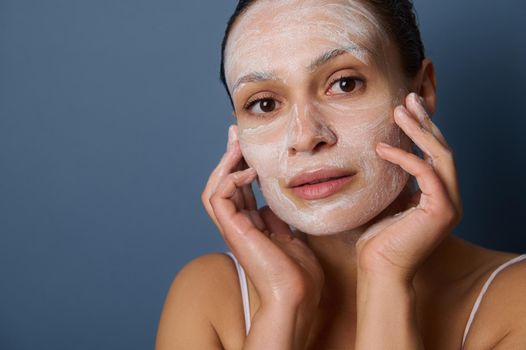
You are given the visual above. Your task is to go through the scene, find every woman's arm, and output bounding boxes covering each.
[155,253,316,350]
[155,255,225,350]
[200,125,324,349]
[243,300,316,350]
[353,92,463,349]
[355,271,424,350]
[463,260,526,349]
[156,124,325,349]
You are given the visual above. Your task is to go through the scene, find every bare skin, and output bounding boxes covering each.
[156,237,524,349]
[156,93,526,348]
[156,1,526,349]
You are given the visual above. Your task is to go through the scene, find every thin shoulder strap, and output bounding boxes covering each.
[224,252,251,335]
[462,254,526,348]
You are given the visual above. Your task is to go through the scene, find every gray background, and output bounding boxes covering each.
[1,1,525,349]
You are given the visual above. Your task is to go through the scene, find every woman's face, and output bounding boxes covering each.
[224,0,412,235]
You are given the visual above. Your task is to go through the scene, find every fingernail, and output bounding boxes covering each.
[244,167,257,176]
[227,125,238,151]
[410,92,420,103]
[416,94,426,107]
[411,93,427,109]
[394,106,410,122]
[411,95,428,125]
[237,168,257,185]
[231,125,238,142]
[377,142,392,149]
[227,125,233,150]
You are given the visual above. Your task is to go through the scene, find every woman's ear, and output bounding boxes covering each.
[412,58,437,116]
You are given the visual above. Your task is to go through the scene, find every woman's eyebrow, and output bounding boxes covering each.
[307,44,371,72]
[232,71,279,94]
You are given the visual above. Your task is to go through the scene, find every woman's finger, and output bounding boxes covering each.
[205,125,242,194]
[241,183,258,211]
[406,93,450,149]
[398,96,463,213]
[244,209,267,232]
[406,94,462,214]
[210,167,259,240]
[259,206,293,237]
[375,144,459,256]
[202,125,244,230]
[209,167,292,277]
[375,142,451,215]
[394,105,443,168]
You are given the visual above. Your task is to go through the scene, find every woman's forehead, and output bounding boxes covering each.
[224,0,388,91]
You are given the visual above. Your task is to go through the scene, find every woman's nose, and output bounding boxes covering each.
[286,104,337,156]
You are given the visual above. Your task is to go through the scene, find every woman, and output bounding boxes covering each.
[156,1,526,349]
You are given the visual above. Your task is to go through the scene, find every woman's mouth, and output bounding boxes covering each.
[287,168,356,200]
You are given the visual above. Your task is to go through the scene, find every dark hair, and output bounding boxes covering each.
[219,0,426,107]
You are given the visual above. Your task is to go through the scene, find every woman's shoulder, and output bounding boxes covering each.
[170,252,240,291]
[460,246,526,349]
[155,252,247,350]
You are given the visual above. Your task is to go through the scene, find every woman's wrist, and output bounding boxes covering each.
[243,301,315,350]
[243,303,295,350]
[264,299,317,334]
[355,272,423,350]
[357,264,415,286]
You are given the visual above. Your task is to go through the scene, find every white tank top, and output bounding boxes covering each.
[224,251,526,347]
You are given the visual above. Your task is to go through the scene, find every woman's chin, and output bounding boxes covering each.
[291,211,379,236]
[266,199,380,236]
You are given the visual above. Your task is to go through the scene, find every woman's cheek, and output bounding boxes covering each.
[368,117,411,207]
[239,138,280,182]
[239,137,293,221]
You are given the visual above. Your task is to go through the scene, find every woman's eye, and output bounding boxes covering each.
[245,98,279,115]
[327,76,363,95]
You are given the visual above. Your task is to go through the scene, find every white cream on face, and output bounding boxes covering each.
[225,0,411,235]
[226,0,397,94]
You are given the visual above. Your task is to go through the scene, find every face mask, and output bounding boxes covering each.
[225,0,411,235]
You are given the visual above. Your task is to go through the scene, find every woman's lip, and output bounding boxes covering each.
[286,168,357,201]
[287,168,356,188]
[289,174,355,200]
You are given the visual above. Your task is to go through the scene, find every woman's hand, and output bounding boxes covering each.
[355,92,463,283]
[201,125,325,311]
[354,92,461,349]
